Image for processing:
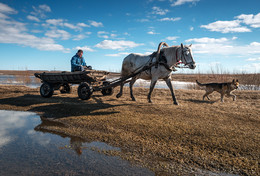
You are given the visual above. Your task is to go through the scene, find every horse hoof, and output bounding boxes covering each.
[174,102,179,105]
[131,97,136,101]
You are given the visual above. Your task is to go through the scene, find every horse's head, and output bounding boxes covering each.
[180,43,196,69]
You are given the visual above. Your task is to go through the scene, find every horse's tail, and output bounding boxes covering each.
[196,80,206,86]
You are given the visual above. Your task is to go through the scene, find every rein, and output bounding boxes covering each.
[174,47,191,69]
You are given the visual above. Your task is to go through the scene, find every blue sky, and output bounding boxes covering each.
[0,0,260,73]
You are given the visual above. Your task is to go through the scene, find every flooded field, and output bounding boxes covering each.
[0,74,259,90]
[0,110,154,176]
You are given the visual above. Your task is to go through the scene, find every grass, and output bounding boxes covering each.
[0,85,259,175]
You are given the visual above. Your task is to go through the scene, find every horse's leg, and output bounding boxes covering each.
[130,77,137,101]
[164,77,179,105]
[147,78,157,103]
[116,82,124,98]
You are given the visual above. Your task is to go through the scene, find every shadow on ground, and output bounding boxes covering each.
[184,99,216,104]
[0,94,128,118]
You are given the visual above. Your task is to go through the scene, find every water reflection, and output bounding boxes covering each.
[0,75,40,88]
[0,110,154,176]
[0,110,34,148]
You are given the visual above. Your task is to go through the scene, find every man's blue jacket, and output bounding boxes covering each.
[71,54,86,72]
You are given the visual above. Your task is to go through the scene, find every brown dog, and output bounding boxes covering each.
[196,79,239,102]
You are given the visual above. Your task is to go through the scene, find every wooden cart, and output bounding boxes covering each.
[34,70,113,100]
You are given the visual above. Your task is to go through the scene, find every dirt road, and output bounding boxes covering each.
[0,85,259,175]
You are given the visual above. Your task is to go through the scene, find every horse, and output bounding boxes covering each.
[116,42,196,105]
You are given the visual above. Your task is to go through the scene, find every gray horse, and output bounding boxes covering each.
[116,42,196,105]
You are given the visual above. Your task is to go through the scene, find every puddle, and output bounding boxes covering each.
[107,77,196,90]
[0,110,154,176]
[0,75,40,88]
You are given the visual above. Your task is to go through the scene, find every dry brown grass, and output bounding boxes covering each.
[0,85,259,175]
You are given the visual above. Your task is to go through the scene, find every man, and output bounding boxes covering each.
[71,49,87,72]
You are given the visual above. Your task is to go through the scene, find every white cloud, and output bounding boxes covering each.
[73,34,87,41]
[190,26,194,31]
[236,13,260,28]
[45,29,71,40]
[158,17,181,22]
[152,6,169,15]
[171,0,200,6]
[74,46,95,52]
[39,4,51,12]
[46,19,63,26]
[185,37,260,55]
[31,4,51,18]
[77,22,90,27]
[97,31,118,39]
[0,12,69,52]
[63,22,80,30]
[95,40,143,50]
[0,2,17,19]
[0,2,17,14]
[72,32,91,41]
[201,20,251,33]
[31,30,43,33]
[27,15,40,22]
[246,57,260,61]
[98,31,109,39]
[0,13,8,19]
[250,42,260,46]
[45,19,84,31]
[166,36,178,41]
[105,52,130,57]
[147,31,160,35]
[185,37,228,43]
[89,20,103,27]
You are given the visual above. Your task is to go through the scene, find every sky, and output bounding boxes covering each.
[0,0,260,73]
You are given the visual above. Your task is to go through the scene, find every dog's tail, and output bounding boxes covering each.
[196,80,206,86]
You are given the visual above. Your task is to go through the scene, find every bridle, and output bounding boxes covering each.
[175,46,195,68]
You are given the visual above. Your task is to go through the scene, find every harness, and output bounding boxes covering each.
[131,46,194,76]
[150,51,175,72]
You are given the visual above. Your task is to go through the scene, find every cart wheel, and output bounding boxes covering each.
[40,82,54,98]
[78,83,93,100]
[60,83,71,94]
[101,81,114,96]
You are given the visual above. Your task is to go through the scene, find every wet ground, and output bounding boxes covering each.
[0,82,259,175]
[0,110,154,176]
